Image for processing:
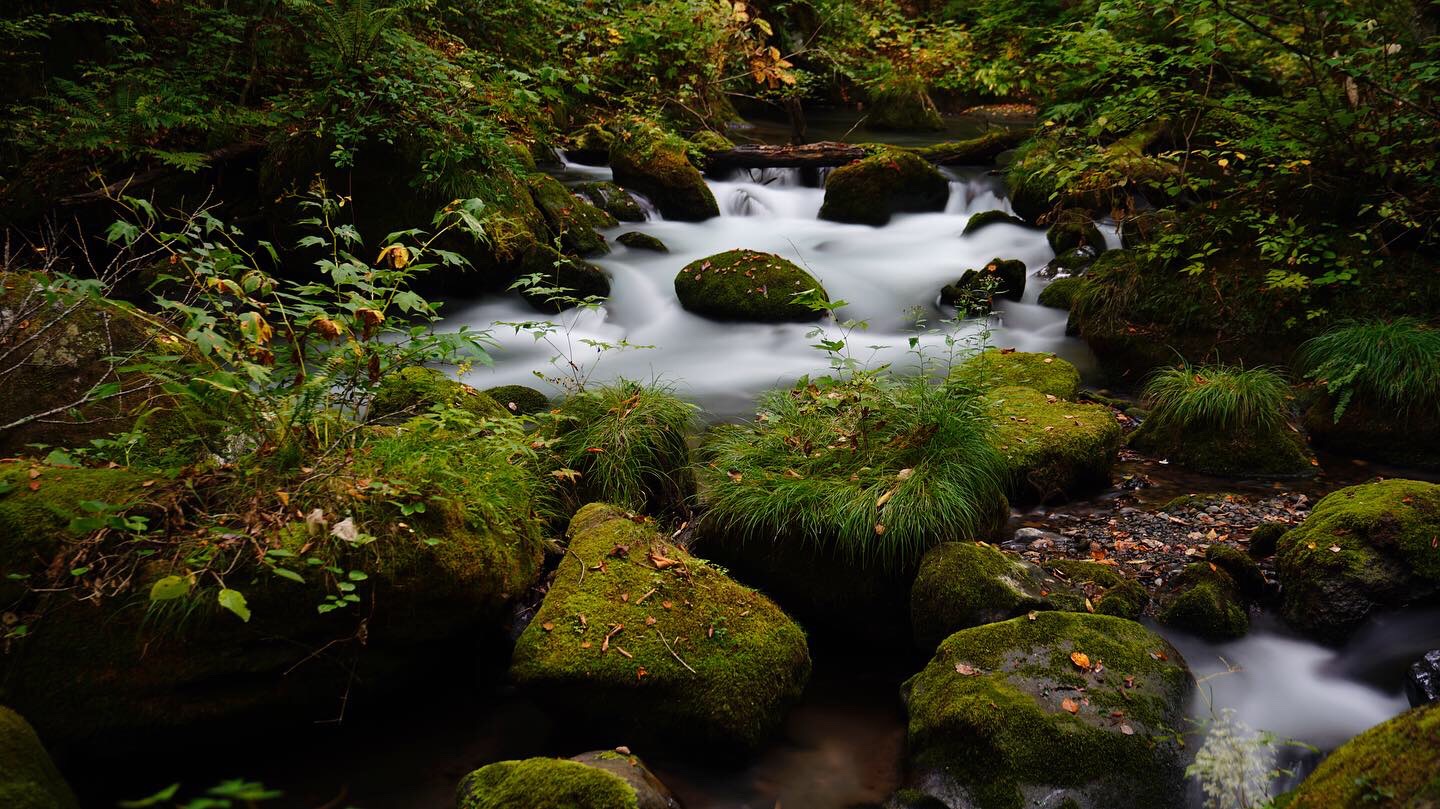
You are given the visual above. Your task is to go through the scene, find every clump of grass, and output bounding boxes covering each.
[551,379,699,517]
[1297,318,1440,423]
[698,374,1007,570]
[1142,362,1291,433]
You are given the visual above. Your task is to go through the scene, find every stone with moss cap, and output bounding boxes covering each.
[1041,560,1149,619]
[1038,276,1085,310]
[617,232,668,252]
[518,244,611,313]
[484,384,551,416]
[610,118,719,222]
[575,182,647,222]
[0,706,78,809]
[949,350,1081,400]
[372,366,509,423]
[963,210,1028,235]
[1046,211,1108,255]
[674,249,826,322]
[983,386,1121,505]
[912,542,1083,651]
[457,750,680,809]
[819,150,950,226]
[510,504,811,751]
[901,612,1193,809]
[1283,701,1440,808]
[1276,479,1440,642]
[942,258,1027,309]
[1130,418,1315,479]
[1157,563,1249,640]
[564,123,615,166]
[527,174,616,257]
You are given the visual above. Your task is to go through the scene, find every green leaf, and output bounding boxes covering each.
[271,567,305,583]
[149,575,190,601]
[217,588,251,622]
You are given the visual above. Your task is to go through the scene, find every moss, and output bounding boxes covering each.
[575,181,647,223]
[983,386,1121,505]
[0,706,78,809]
[1041,560,1149,619]
[1249,521,1289,558]
[1304,397,1440,472]
[457,757,639,809]
[617,232,668,252]
[819,150,950,226]
[1049,247,1098,275]
[1158,564,1249,640]
[910,542,1062,651]
[519,244,611,313]
[609,117,719,221]
[1284,702,1440,809]
[371,366,509,423]
[1276,479,1440,641]
[564,123,615,166]
[688,129,735,154]
[510,504,812,751]
[674,249,826,322]
[527,174,616,257]
[1038,277,1084,310]
[949,350,1081,400]
[901,612,1193,809]
[1046,211,1107,254]
[866,76,944,131]
[1130,419,1314,478]
[484,384,551,416]
[942,258,1027,308]
[1206,544,1266,599]
[964,210,1029,235]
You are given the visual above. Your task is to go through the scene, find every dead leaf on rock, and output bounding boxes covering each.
[955,662,980,676]
[1070,652,1091,670]
[1061,698,1080,714]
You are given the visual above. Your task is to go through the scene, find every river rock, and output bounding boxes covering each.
[1276,479,1440,642]
[616,232,667,252]
[949,349,1081,400]
[564,123,614,166]
[518,244,611,313]
[1038,245,1097,278]
[1037,276,1084,310]
[1157,562,1249,640]
[963,210,1028,235]
[1281,701,1440,808]
[575,181,647,222]
[910,542,1073,651]
[941,258,1027,309]
[674,249,826,322]
[819,150,949,226]
[901,612,1194,809]
[457,750,681,809]
[484,384,551,416]
[1407,650,1440,707]
[1041,559,1148,619]
[982,386,1122,505]
[527,174,616,257]
[1046,212,1107,254]
[0,706,78,809]
[509,504,811,752]
[1130,417,1315,478]
[610,118,719,222]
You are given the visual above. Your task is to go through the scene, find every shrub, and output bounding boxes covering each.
[1142,363,1291,434]
[698,374,1007,569]
[1297,318,1440,424]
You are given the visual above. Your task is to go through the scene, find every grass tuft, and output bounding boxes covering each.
[1297,317,1440,423]
[698,375,1007,570]
[1142,362,1290,433]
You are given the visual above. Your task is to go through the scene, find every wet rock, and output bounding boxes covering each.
[941,258,1027,308]
[616,232,668,252]
[610,118,719,222]
[1037,276,1084,310]
[982,386,1122,505]
[527,173,615,257]
[1282,701,1440,808]
[0,706,78,809]
[518,245,611,313]
[963,210,1028,235]
[575,181,647,222]
[1038,245,1097,279]
[457,750,682,809]
[1130,418,1315,479]
[484,384,551,417]
[1157,563,1250,640]
[819,149,949,226]
[1046,211,1107,254]
[674,249,826,322]
[911,541,1077,650]
[564,123,614,166]
[1407,650,1440,707]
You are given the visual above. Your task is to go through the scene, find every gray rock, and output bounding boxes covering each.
[1407,649,1440,707]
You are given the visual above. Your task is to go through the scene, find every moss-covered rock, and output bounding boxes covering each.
[1303,397,1440,472]
[1041,560,1149,619]
[575,182,647,223]
[527,174,616,257]
[1039,277,1085,310]
[518,244,611,313]
[866,76,944,131]
[941,258,1027,309]
[950,350,1081,400]
[1283,702,1440,808]
[687,129,735,154]
[456,757,638,809]
[1043,246,1099,278]
[1157,563,1250,640]
[901,612,1193,809]
[964,210,1029,235]
[819,150,950,226]
[1206,544,1267,599]
[1276,479,1440,642]
[0,706,78,809]
[674,249,825,322]
[372,366,509,423]
[484,384,551,416]
[982,386,1121,505]
[617,232,668,252]
[1130,419,1315,478]
[1047,212,1108,255]
[911,542,1067,651]
[1249,521,1289,558]
[610,118,719,222]
[564,123,615,167]
[510,504,811,751]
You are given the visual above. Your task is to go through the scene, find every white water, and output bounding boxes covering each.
[445,163,1093,418]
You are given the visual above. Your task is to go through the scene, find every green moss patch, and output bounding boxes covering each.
[942,258,1027,308]
[1285,702,1440,809]
[610,117,719,222]
[911,542,1071,651]
[964,210,1029,235]
[819,150,950,226]
[983,386,1121,504]
[457,757,639,809]
[674,249,826,322]
[484,384,551,416]
[1041,560,1149,619]
[617,232,667,252]
[575,181,646,222]
[950,350,1081,400]
[527,173,616,257]
[0,706,77,809]
[371,366,509,423]
[1038,276,1084,310]
[1157,563,1249,640]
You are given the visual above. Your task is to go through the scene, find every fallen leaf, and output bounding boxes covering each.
[1070,652,1091,669]
[1329,545,1342,553]
[727,470,743,483]
[662,600,673,609]
[1120,723,1135,735]
[542,621,555,632]
[955,662,980,676]
[649,551,681,569]
[1061,698,1080,714]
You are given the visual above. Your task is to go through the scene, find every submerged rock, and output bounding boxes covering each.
[617,232,668,252]
[983,386,1122,505]
[527,173,616,257]
[509,504,811,751]
[457,750,680,809]
[0,706,78,809]
[1276,479,1440,642]
[949,350,1081,400]
[819,150,949,226]
[674,249,826,322]
[1282,701,1440,808]
[1407,650,1440,707]
[902,612,1193,809]
[575,181,647,222]
[941,258,1027,309]
[610,118,719,222]
[963,210,1029,235]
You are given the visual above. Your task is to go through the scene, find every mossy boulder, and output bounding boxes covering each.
[564,123,615,166]
[1276,479,1440,642]
[617,232,668,252]
[575,182,647,223]
[674,249,826,322]
[1130,419,1315,478]
[983,386,1121,505]
[964,210,1029,235]
[457,751,679,809]
[1249,520,1289,558]
[950,350,1081,400]
[1042,246,1099,278]
[1205,543,1267,599]
[866,76,944,131]
[0,706,78,809]
[1039,276,1085,310]
[1047,212,1108,255]
[1157,563,1250,641]
[901,612,1194,809]
[1304,397,1440,472]
[1284,702,1440,809]
[372,366,509,423]
[688,129,735,154]
[527,174,616,257]
[941,258,1027,309]
[911,542,1070,651]
[484,384,551,416]
[610,118,719,222]
[519,244,611,313]
[819,150,950,226]
[510,504,811,751]
[1041,560,1149,619]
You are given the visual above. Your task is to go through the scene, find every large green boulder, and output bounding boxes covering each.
[1276,479,1440,642]
[819,150,950,226]
[674,249,826,322]
[510,504,812,751]
[911,542,1076,651]
[575,182,647,222]
[901,612,1194,809]
[484,384,551,417]
[1284,702,1440,809]
[983,386,1122,504]
[0,706,78,809]
[518,244,611,313]
[949,350,1081,400]
[372,366,510,423]
[527,174,617,257]
[609,118,719,222]
[456,751,679,809]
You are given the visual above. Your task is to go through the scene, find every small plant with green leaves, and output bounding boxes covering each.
[1297,318,1440,425]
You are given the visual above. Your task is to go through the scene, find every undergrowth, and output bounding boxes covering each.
[1297,318,1440,424]
[1143,363,1291,433]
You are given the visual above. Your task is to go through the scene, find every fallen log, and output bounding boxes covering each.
[702,127,1032,172]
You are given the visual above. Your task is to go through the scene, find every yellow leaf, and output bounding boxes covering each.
[1070,651,1091,669]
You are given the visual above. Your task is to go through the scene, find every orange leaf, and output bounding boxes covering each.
[1070,652,1091,670]
[1061,698,1080,714]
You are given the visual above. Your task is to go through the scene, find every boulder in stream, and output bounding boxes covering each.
[948,349,1081,400]
[941,258,1027,309]
[527,173,616,257]
[1281,701,1440,808]
[0,706,78,809]
[674,249,826,322]
[1046,210,1108,254]
[575,181,647,222]
[819,149,949,226]
[1038,276,1085,310]
[1157,562,1250,641]
[457,750,681,809]
[610,117,719,222]
[901,612,1194,809]
[1407,649,1440,707]
[982,385,1122,505]
[910,541,1069,651]
[617,232,668,252]
[963,209,1028,235]
[517,244,611,313]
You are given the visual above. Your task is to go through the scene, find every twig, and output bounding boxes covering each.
[656,629,696,674]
